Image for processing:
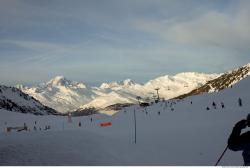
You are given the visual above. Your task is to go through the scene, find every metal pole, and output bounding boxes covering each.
[134,108,137,144]
[215,145,228,166]
[157,90,159,100]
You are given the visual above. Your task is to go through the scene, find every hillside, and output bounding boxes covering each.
[175,63,250,99]
[0,85,58,115]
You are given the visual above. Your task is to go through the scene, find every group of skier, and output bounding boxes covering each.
[33,121,51,131]
[206,97,242,111]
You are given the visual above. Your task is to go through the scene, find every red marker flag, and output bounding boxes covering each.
[100,122,112,127]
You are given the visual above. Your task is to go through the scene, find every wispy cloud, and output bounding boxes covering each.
[133,0,250,53]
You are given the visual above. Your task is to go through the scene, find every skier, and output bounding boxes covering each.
[228,114,250,165]
[24,123,27,131]
[206,107,210,111]
[79,121,81,127]
[221,102,225,109]
[212,102,217,109]
[68,113,72,123]
[158,111,161,115]
[238,98,243,107]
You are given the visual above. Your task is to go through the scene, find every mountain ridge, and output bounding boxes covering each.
[0,85,58,115]
[18,72,219,114]
[175,63,250,99]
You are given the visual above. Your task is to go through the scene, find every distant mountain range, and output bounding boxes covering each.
[2,63,249,116]
[17,72,219,114]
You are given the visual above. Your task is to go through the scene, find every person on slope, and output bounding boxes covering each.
[221,102,225,109]
[212,102,217,109]
[238,98,243,107]
[228,114,250,166]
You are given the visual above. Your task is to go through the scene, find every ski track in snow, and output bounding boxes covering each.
[1,76,250,165]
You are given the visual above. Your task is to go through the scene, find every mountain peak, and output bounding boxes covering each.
[45,76,87,89]
[119,79,135,86]
[100,79,135,89]
[243,63,250,69]
[53,75,65,81]
[47,76,70,86]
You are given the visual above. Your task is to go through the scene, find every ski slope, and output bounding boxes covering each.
[1,76,250,165]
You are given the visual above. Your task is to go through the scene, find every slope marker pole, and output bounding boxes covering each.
[134,108,137,144]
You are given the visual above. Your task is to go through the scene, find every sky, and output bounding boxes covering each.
[0,0,250,86]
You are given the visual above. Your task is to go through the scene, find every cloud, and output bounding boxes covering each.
[133,0,250,53]
[0,0,250,85]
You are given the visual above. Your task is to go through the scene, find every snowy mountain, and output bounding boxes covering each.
[19,76,98,113]
[99,79,136,89]
[19,72,218,114]
[143,72,219,98]
[80,72,219,115]
[176,63,250,99]
[14,63,250,116]
[0,85,58,115]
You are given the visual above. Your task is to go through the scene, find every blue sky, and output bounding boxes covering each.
[0,0,250,86]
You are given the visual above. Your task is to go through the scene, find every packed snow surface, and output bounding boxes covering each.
[1,76,250,165]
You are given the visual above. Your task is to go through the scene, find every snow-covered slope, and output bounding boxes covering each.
[0,85,58,115]
[1,75,250,165]
[80,92,136,115]
[143,72,219,98]
[176,63,250,99]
